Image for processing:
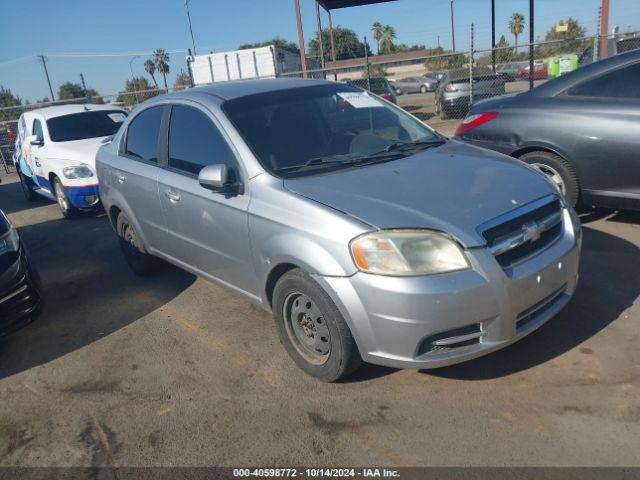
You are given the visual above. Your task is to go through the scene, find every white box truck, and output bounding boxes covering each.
[189,45,303,85]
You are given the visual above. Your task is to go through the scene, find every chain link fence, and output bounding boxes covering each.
[1,29,638,170]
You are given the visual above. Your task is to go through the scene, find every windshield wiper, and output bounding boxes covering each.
[383,139,447,153]
[274,154,359,173]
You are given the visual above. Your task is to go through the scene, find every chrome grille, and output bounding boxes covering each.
[479,196,564,268]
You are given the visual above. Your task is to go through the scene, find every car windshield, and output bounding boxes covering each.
[223,84,444,178]
[47,110,127,142]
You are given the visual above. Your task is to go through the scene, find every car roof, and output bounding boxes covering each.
[167,78,332,102]
[531,48,640,97]
[23,103,124,120]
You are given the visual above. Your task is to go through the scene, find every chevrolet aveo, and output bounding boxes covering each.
[96,79,581,381]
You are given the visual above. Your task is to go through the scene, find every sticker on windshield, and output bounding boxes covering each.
[108,113,126,123]
[337,92,384,109]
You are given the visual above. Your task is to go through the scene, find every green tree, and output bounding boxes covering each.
[371,21,384,54]
[174,70,191,90]
[391,43,425,53]
[536,18,588,57]
[116,77,158,107]
[308,26,370,61]
[144,59,158,88]
[239,37,300,54]
[58,82,85,100]
[153,49,170,91]
[379,25,397,54]
[424,47,467,71]
[362,62,387,78]
[495,35,514,63]
[0,86,21,122]
[509,12,525,53]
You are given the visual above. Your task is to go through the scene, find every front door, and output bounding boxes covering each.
[157,103,258,297]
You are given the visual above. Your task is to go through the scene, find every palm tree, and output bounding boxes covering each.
[153,49,170,91]
[144,59,158,88]
[371,21,384,54]
[509,12,525,54]
[380,25,396,54]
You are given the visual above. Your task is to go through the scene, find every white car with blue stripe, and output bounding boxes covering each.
[13,104,127,218]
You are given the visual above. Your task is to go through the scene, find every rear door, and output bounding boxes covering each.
[114,105,167,250]
[555,61,640,206]
[157,102,256,295]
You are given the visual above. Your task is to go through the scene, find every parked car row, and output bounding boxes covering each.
[7,50,638,382]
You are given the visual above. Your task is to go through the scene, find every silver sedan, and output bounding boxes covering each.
[394,75,439,94]
[97,79,581,382]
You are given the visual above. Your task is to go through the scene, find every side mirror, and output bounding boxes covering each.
[198,164,229,191]
[27,134,43,146]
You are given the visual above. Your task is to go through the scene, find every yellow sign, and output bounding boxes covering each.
[556,24,569,32]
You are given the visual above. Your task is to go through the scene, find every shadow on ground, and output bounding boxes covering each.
[424,225,640,380]
[0,174,50,215]
[0,209,195,380]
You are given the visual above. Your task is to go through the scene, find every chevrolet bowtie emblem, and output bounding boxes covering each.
[522,220,542,243]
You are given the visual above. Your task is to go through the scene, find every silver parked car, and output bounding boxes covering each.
[97,79,581,382]
[394,75,439,95]
[435,67,506,119]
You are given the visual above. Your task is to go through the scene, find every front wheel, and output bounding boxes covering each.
[18,170,38,202]
[273,269,362,382]
[420,85,427,93]
[520,151,580,207]
[53,176,79,219]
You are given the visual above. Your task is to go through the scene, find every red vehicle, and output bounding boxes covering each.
[0,121,18,147]
[516,61,548,81]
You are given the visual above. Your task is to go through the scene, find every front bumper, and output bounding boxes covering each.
[316,210,581,369]
[66,183,100,209]
[0,243,43,337]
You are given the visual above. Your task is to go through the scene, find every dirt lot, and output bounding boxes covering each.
[1,143,640,467]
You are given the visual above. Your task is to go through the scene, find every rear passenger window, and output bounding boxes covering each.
[125,106,163,162]
[168,105,237,177]
[566,63,640,100]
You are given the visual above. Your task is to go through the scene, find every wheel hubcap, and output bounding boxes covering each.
[55,182,68,210]
[283,292,331,365]
[531,163,566,195]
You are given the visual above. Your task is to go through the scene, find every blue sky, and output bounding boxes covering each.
[1,0,639,102]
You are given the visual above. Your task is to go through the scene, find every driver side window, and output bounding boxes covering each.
[33,119,44,143]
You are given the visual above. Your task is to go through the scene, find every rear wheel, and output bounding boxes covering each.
[520,151,580,207]
[53,176,79,219]
[439,101,450,120]
[273,268,362,382]
[116,212,160,276]
[18,170,38,202]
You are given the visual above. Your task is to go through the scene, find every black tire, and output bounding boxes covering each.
[420,85,427,94]
[18,169,38,202]
[519,151,580,207]
[116,212,160,276]
[272,268,362,382]
[52,176,79,219]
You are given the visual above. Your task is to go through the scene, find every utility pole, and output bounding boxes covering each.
[450,0,456,52]
[38,55,55,102]
[184,0,197,56]
[529,0,534,90]
[293,0,308,77]
[437,35,440,48]
[599,0,610,59]
[80,73,88,100]
[491,0,496,72]
[129,56,140,103]
[315,0,325,69]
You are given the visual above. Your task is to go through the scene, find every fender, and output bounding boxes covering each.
[509,140,583,179]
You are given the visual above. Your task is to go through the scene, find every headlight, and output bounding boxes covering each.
[350,229,470,276]
[0,228,20,254]
[63,165,94,179]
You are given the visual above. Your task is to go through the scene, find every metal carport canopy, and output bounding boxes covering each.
[317,0,396,9]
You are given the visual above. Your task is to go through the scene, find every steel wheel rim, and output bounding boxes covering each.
[54,181,69,211]
[283,292,331,365]
[531,163,566,195]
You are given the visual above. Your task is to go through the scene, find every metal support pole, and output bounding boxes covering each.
[469,23,474,105]
[599,0,610,59]
[328,9,338,80]
[315,0,325,70]
[80,73,88,101]
[529,0,534,90]
[184,0,197,56]
[491,0,496,72]
[450,0,456,52]
[364,35,371,91]
[293,0,308,78]
[38,55,55,102]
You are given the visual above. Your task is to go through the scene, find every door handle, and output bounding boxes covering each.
[164,189,181,203]
[116,173,126,183]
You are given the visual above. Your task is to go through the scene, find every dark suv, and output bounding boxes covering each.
[346,77,397,104]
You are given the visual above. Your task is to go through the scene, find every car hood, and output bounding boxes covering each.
[47,137,108,168]
[284,141,556,247]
